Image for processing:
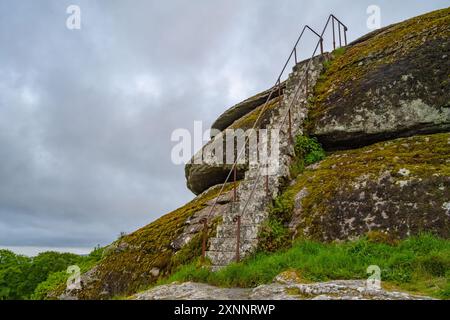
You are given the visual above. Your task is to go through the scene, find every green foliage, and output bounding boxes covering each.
[31,271,68,300]
[0,250,31,300]
[160,234,450,299]
[439,279,450,299]
[31,246,104,300]
[290,134,325,178]
[258,219,290,253]
[294,135,326,165]
[257,136,326,253]
[332,47,347,58]
[257,135,326,252]
[0,247,104,300]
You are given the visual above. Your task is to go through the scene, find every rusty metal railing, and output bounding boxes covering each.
[200,15,349,263]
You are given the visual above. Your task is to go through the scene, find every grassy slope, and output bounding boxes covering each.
[46,183,236,299]
[158,234,450,299]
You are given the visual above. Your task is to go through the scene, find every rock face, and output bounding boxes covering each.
[185,164,245,196]
[286,133,450,241]
[134,272,434,300]
[308,8,450,150]
[185,96,284,195]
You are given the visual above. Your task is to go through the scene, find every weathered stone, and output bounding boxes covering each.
[60,9,450,301]
[185,96,283,195]
[206,55,328,267]
[287,133,450,241]
[170,190,234,250]
[185,163,246,196]
[308,8,450,150]
[133,273,434,300]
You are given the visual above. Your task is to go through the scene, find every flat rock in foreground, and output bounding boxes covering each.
[134,272,434,300]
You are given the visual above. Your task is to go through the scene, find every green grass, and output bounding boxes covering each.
[157,234,450,299]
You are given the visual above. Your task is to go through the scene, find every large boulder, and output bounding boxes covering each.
[308,8,450,150]
[286,133,450,241]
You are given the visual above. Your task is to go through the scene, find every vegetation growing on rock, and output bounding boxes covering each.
[258,135,326,253]
[50,183,236,300]
[211,83,285,135]
[48,9,450,301]
[279,133,450,241]
[186,96,285,195]
[229,96,282,131]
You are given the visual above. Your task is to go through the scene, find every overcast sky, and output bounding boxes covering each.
[0,0,448,255]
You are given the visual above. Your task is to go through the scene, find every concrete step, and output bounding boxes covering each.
[222,211,268,224]
[209,237,258,252]
[206,250,237,266]
[216,223,260,239]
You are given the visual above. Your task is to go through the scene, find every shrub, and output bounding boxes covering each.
[258,219,291,253]
[294,135,326,167]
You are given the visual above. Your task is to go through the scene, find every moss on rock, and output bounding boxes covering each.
[230,96,282,131]
[58,183,236,299]
[276,133,450,241]
[308,8,450,149]
[211,83,285,136]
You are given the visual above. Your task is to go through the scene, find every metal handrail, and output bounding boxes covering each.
[200,14,349,261]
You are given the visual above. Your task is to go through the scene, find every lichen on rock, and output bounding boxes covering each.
[211,83,285,137]
[308,8,450,150]
[283,133,450,241]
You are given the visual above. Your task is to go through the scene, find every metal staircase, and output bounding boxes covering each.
[200,15,349,269]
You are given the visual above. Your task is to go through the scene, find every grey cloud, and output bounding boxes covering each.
[0,0,447,250]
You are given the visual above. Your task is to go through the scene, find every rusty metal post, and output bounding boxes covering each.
[294,47,298,64]
[233,215,241,263]
[278,81,282,111]
[200,218,208,262]
[288,108,292,143]
[265,168,269,198]
[278,81,282,100]
[320,38,324,55]
[233,165,237,202]
[305,69,309,97]
[344,27,348,46]
[332,17,336,50]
